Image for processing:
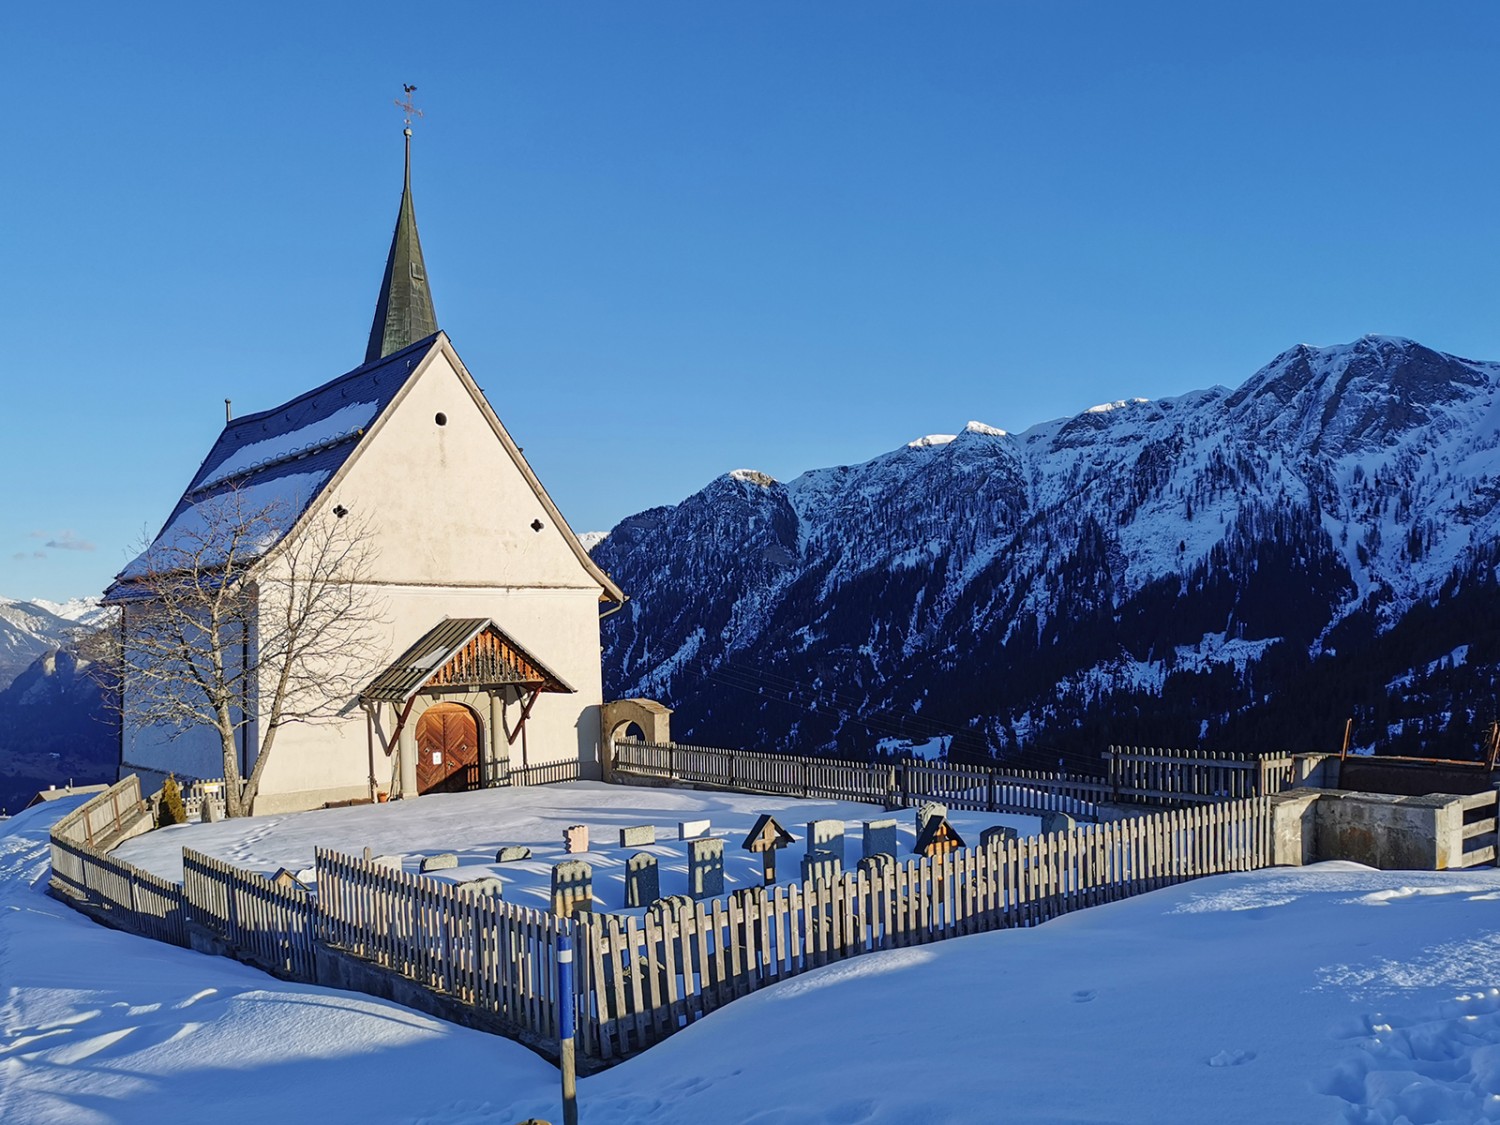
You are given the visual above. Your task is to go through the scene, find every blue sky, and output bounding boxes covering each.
[4,2,1500,601]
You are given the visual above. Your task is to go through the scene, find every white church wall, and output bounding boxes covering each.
[244,346,610,813]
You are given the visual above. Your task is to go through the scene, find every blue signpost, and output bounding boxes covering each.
[558,929,578,1125]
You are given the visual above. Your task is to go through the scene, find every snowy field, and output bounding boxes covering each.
[6,797,1500,1124]
[111,782,1040,910]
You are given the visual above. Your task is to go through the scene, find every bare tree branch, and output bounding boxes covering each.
[116,489,383,816]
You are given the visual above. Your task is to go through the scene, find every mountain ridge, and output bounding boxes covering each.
[594,335,1500,764]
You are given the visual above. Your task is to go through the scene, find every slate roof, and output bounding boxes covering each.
[106,334,440,595]
[361,617,574,704]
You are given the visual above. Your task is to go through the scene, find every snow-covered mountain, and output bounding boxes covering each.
[0,597,107,690]
[594,336,1500,763]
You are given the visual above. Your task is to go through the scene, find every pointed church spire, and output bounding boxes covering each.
[365,122,438,364]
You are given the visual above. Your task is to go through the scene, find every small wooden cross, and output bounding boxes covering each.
[394,83,424,128]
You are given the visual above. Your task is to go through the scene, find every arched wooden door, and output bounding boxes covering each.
[415,702,481,795]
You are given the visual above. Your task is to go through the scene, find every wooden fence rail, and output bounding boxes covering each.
[578,796,1274,1060]
[610,739,1112,819]
[315,848,568,1043]
[1458,790,1498,868]
[1104,745,1296,805]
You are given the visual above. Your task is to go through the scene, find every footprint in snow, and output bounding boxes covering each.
[1071,989,1096,1003]
[1207,1049,1256,1067]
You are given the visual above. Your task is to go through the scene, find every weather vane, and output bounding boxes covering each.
[395,83,423,130]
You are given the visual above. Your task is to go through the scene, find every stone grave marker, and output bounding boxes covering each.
[1041,811,1076,835]
[917,801,947,837]
[370,854,404,872]
[981,825,1019,849]
[862,817,898,860]
[362,846,373,863]
[857,853,895,879]
[689,837,725,899]
[806,819,846,864]
[801,850,842,885]
[551,859,593,916]
[625,852,660,908]
[495,846,532,863]
[647,893,693,922]
[420,852,458,873]
[461,876,505,898]
[270,868,306,892]
[678,818,711,841]
[564,824,589,853]
[619,824,656,848]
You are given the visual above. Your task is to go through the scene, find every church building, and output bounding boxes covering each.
[106,127,626,814]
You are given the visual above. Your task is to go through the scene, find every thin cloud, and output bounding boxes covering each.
[45,533,96,552]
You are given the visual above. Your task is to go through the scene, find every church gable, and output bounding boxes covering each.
[328,338,620,597]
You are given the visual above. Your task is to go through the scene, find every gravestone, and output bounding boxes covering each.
[917,801,947,837]
[495,846,532,863]
[551,859,593,916]
[564,824,590,853]
[620,824,656,848]
[362,846,373,863]
[462,876,505,898]
[201,799,221,824]
[806,819,846,864]
[678,818,711,841]
[981,825,1019,848]
[689,837,725,899]
[370,854,404,872]
[862,817,898,860]
[270,868,306,892]
[625,851,660,908]
[801,851,842,884]
[420,852,458,873]
[1041,811,1076,835]
[857,853,895,878]
[647,894,693,925]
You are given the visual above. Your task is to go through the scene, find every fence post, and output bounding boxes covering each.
[558,928,579,1125]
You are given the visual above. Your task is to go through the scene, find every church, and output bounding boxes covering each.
[106,126,627,814]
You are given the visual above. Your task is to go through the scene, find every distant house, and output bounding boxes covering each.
[104,131,625,814]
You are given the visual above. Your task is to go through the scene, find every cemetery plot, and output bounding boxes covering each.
[111,781,1041,914]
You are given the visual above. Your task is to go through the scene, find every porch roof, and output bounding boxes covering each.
[360,617,574,705]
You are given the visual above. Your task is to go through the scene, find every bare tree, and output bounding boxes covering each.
[116,489,381,816]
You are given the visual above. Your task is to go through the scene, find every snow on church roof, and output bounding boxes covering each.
[109,335,440,590]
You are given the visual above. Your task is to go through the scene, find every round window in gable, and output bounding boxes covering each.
[531,519,544,532]
[434,412,448,426]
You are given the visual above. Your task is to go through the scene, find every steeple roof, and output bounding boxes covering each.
[365,129,438,364]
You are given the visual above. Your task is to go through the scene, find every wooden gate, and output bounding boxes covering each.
[416,702,481,794]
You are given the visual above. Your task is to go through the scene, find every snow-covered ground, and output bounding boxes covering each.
[112,782,1039,912]
[6,796,1500,1124]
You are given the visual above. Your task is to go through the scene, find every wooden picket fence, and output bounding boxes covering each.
[1104,745,1296,805]
[577,796,1274,1059]
[182,848,316,978]
[610,739,1109,819]
[315,848,566,1042]
[49,776,189,946]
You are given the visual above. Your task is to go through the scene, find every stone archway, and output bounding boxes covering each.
[415,701,482,795]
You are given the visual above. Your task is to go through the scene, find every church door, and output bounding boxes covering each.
[415,702,481,795]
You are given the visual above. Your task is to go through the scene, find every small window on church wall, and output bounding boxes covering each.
[434,413,447,426]
[531,519,544,532]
